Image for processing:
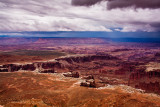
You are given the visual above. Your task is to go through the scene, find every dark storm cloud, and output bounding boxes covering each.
[71,0,103,6]
[107,0,160,9]
[150,23,160,31]
[72,0,160,9]
[130,21,160,30]
[122,21,160,32]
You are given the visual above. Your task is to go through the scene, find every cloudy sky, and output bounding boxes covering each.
[0,0,160,32]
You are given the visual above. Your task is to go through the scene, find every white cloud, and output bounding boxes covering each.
[0,0,159,32]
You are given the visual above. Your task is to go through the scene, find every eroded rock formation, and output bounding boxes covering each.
[1,54,160,94]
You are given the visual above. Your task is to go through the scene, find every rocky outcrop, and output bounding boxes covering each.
[115,62,144,75]
[9,64,22,72]
[22,64,36,71]
[0,61,62,73]
[41,62,61,69]
[80,79,96,88]
[128,69,160,94]
[0,54,118,73]
[129,70,160,80]
[63,72,72,77]
[40,69,55,73]
[135,82,160,93]
[56,55,118,64]
[63,72,79,78]
[83,75,94,80]
[72,72,80,78]
[0,69,8,72]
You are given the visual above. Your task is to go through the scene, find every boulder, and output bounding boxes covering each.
[81,79,96,88]
[63,72,80,78]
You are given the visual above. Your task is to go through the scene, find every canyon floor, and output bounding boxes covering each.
[1,37,160,107]
[1,72,160,107]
